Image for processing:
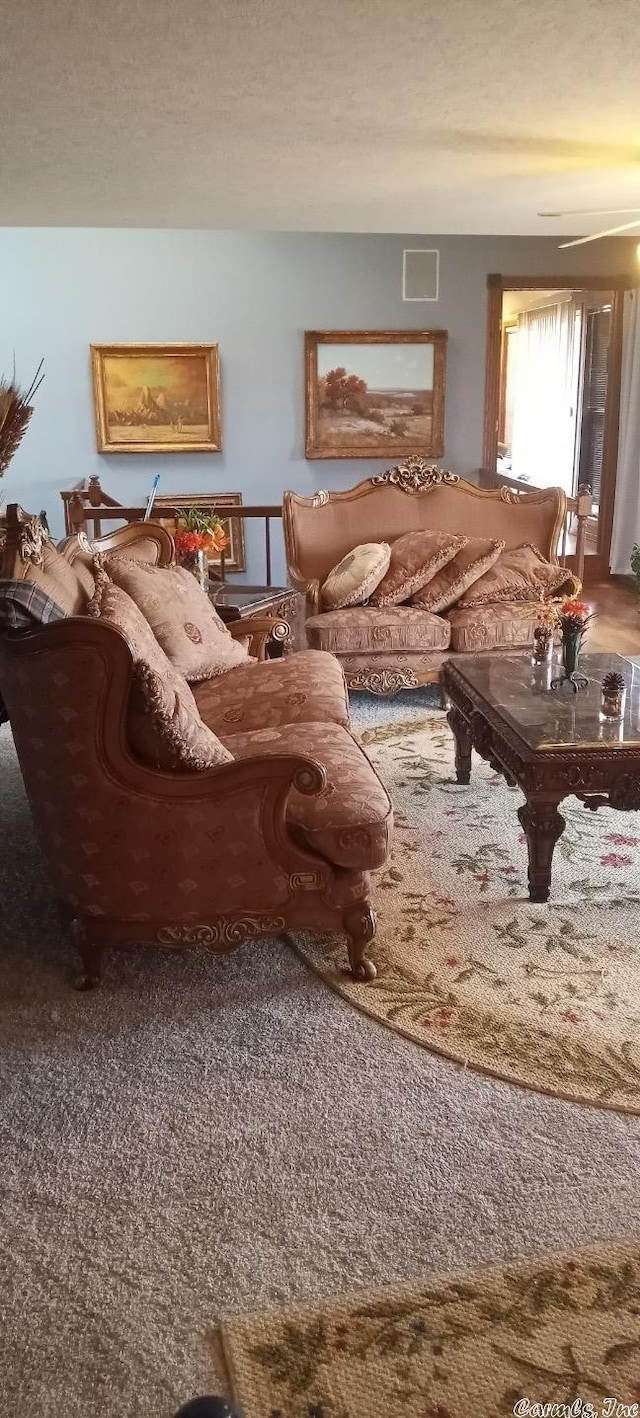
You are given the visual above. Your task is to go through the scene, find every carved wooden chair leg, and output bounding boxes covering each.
[72,921,103,991]
[343,904,377,981]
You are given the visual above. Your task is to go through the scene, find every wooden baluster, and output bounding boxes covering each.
[574,484,592,587]
[265,518,272,586]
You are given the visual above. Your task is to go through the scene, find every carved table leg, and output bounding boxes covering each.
[447,704,472,784]
[517,798,566,903]
[72,920,103,991]
[343,904,377,981]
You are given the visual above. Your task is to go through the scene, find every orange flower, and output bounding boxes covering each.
[560,599,591,622]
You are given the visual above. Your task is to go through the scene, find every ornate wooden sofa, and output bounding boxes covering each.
[284,458,586,695]
[0,509,392,986]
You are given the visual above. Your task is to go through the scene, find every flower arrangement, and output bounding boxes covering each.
[551,598,594,692]
[173,506,229,559]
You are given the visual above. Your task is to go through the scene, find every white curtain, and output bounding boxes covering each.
[510,301,579,492]
[610,290,640,575]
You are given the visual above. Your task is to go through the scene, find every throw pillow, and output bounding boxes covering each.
[457,543,581,607]
[321,543,391,611]
[6,527,90,616]
[369,530,468,607]
[410,537,505,614]
[0,579,66,632]
[87,577,232,772]
[105,557,249,681]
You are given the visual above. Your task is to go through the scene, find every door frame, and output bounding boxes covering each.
[482,273,635,579]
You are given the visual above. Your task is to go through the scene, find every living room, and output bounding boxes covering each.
[2,3,640,1417]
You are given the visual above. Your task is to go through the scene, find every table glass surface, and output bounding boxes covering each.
[208,585,289,609]
[448,652,640,751]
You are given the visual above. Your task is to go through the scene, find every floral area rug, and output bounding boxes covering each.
[295,713,640,1112]
[218,1238,640,1418]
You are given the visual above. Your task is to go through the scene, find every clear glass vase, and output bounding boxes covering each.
[178,548,209,592]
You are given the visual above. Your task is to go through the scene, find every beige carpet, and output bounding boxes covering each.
[220,1237,640,1417]
[2,709,640,1418]
[296,713,640,1112]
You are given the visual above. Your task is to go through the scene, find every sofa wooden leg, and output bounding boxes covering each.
[344,904,377,981]
[72,921,103,991]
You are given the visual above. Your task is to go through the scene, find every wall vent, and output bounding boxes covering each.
[403,249,440,302]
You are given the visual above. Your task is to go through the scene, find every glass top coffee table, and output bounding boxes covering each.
[442,652,640,903]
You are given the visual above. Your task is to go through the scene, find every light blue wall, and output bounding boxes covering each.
[0,229,636,581]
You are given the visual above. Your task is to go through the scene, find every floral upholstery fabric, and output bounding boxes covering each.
[87,579,231,770]
[321,542,391,610]
[105,558,248,681]
[446,601,543,653]
[305,606,451,654]
[369,530,466,607]
[458,542,580,607]
[193,650,350,733]
[221,721,393,870]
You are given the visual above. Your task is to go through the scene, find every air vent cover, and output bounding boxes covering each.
[403,249,440,301]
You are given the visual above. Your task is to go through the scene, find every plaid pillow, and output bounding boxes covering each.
[0,579,67,633]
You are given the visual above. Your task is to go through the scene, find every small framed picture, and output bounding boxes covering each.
[154,493,246,573]
[305,329,447,459]
[91,343,221,453]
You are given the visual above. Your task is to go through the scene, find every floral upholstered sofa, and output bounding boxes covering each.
[0,507,392,986]
[283,458,581,695]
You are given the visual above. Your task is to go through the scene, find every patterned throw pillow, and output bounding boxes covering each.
[457,543,580,607]
[321,543,391,611]
[87,576,232,772]
[369,530,468,607]
[105,558,249,681]
[411,537,505,614]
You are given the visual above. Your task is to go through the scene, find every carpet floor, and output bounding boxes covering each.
[1,701,640,1418]
[300,711,640,1112]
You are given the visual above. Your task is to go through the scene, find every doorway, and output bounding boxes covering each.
[483,274,633,581]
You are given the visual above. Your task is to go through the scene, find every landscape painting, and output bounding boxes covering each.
[305,330,447,459]
[91,343,221,453]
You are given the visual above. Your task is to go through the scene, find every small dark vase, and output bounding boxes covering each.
[551,627,589,693]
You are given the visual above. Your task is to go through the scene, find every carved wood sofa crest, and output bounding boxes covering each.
[284,458,585,695]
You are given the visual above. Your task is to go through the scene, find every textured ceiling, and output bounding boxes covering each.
[3,0,640,232]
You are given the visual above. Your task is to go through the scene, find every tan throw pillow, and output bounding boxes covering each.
[321,543,391,611]
[458,543,581,608]
[105,558,248,681]
[87,577,232,771]
[370,530,468,607]
[411,537,505,614]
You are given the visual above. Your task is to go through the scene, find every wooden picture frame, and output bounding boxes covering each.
[154,492,246,574]
[91,343,221,453]
[305,329,447,459]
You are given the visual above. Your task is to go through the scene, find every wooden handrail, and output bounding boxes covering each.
[62,478,282,585]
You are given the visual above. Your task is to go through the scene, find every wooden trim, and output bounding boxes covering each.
[304,329,447,460]
[487,274,636,291]
[482,280,503,470]
[598,287,626,565]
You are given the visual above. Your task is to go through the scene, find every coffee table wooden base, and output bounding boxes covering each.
[443,655,640,905]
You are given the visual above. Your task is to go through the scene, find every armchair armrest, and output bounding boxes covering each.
[227,616,290,660]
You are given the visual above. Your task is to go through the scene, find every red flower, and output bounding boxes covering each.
[560,599,591,622]
[443,955,461,967]
[600,852,633,868]
[434,895,456,908]
[174,528,205,554]
[605,832,639,847]
[560,1009,581,1024]
[502,866,518,875]
[474,871,491,886]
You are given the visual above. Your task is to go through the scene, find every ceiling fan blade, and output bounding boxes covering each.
[540,208,640,218]
[559,219,640,247]
[433,131,640,165]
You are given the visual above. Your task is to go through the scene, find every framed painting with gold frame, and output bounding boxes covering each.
[91,343,221,453]
[305,329,447,459]
[154,493,246,574]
